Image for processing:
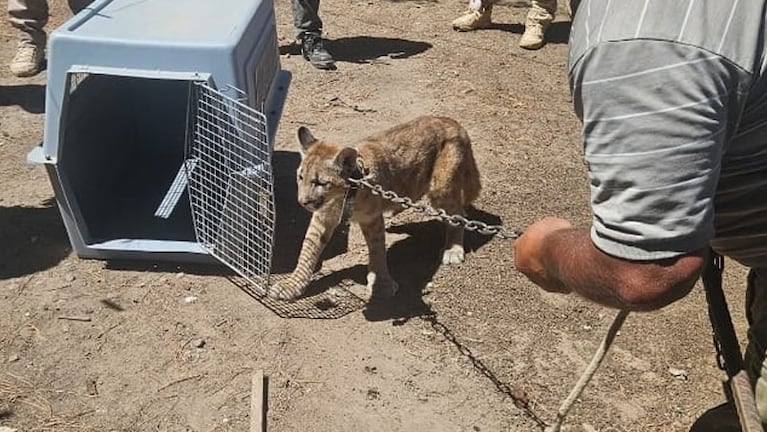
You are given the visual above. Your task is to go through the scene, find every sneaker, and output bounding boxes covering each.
[301,34,335,70]
[451,7,493,31]
[10,42,44,77]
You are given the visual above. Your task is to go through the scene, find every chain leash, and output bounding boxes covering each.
[346,176,524,240]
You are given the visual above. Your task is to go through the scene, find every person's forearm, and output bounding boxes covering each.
[540,228,701,311]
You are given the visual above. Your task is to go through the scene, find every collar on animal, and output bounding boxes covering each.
[347,156,367,189]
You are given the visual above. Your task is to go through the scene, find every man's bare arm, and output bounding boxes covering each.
[514,217,706,311]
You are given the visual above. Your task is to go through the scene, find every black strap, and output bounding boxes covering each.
[702,250,744,376]
[337,165,364,234]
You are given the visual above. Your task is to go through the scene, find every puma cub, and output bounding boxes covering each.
[268,116,481,301]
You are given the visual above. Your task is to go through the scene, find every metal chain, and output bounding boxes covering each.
[347,176,524,240]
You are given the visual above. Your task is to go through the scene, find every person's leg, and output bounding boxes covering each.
[519,0,556,50]
[451,0,494,32]
[291,0,334,69]
[291,0,322,40]
[8,0,47,76]
[566,0,580,18]
[744,268,767,422]
[67,0,95,14]
[8,0,47,45]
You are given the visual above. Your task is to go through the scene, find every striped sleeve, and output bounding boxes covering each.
[570,40,745,260]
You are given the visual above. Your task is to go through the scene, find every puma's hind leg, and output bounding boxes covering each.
[427,181,470,265]
[428,139,481,265]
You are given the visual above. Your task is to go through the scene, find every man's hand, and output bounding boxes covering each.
[514,217,574,294]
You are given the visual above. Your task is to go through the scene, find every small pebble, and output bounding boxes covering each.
[183,296,198,304]
[366,388,380,400]
[191,338,206,348]
[8,354,19,363]
[668,367,688,380]
[66,274,76,282]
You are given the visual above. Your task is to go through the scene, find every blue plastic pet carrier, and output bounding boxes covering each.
[27,0,290,288]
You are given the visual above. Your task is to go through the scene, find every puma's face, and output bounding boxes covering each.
[296,153,348,212]
[295,126,359,212]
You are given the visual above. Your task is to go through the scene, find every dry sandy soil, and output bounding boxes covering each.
[0,0,756,431]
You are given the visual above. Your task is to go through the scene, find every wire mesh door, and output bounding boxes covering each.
[186,82,274,293]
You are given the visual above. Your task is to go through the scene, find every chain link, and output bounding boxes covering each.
[348,177,523,240]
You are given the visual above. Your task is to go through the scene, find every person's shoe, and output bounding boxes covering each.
[451,6,493,31]
[301,34,335,70]
[10,42,44,77]
[519,22,547,50]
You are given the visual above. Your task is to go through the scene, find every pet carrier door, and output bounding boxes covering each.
[186,82,275,291]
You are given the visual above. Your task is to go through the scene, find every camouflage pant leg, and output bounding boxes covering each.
[526,0,557,27]
[467,0,493,13]
[7,0,48,45]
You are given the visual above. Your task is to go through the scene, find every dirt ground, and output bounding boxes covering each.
[0,0,756,431]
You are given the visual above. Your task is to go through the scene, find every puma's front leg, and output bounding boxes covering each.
[268,209,341,300]
[359,214,398,298]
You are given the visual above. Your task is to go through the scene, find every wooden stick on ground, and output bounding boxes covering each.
[250,369,266,432]
[545,309,630,432]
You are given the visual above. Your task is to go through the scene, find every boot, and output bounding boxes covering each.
[301,33,335,70]
[519,4,553,50]
[10,41,44,77]
[451,5,493,31]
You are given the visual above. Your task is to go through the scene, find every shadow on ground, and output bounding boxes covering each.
[0,84,45,114]
[363,205,501,322]
[280,35,432,64]
[0,199,71,280]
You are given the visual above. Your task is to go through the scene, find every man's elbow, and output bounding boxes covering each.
[617,278,698,311]
[615,254,705,311]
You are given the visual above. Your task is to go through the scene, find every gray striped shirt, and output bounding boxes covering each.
[569,0,767,267]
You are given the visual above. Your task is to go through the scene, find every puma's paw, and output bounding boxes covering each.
[367,272,399,298]
[442,245,466,265]
[268,277,307,301]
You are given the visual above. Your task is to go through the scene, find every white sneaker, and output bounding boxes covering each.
[10,43,44,77]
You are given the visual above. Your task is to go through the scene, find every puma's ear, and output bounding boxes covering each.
[334,147,359,177]
[297,126,318,155]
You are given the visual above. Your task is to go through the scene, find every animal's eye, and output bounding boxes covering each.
[297,173,304,181]
[311,179,329,187]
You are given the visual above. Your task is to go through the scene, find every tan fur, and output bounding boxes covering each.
[268,116,482,301]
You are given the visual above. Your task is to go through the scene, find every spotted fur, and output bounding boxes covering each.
[268,116,482,301]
